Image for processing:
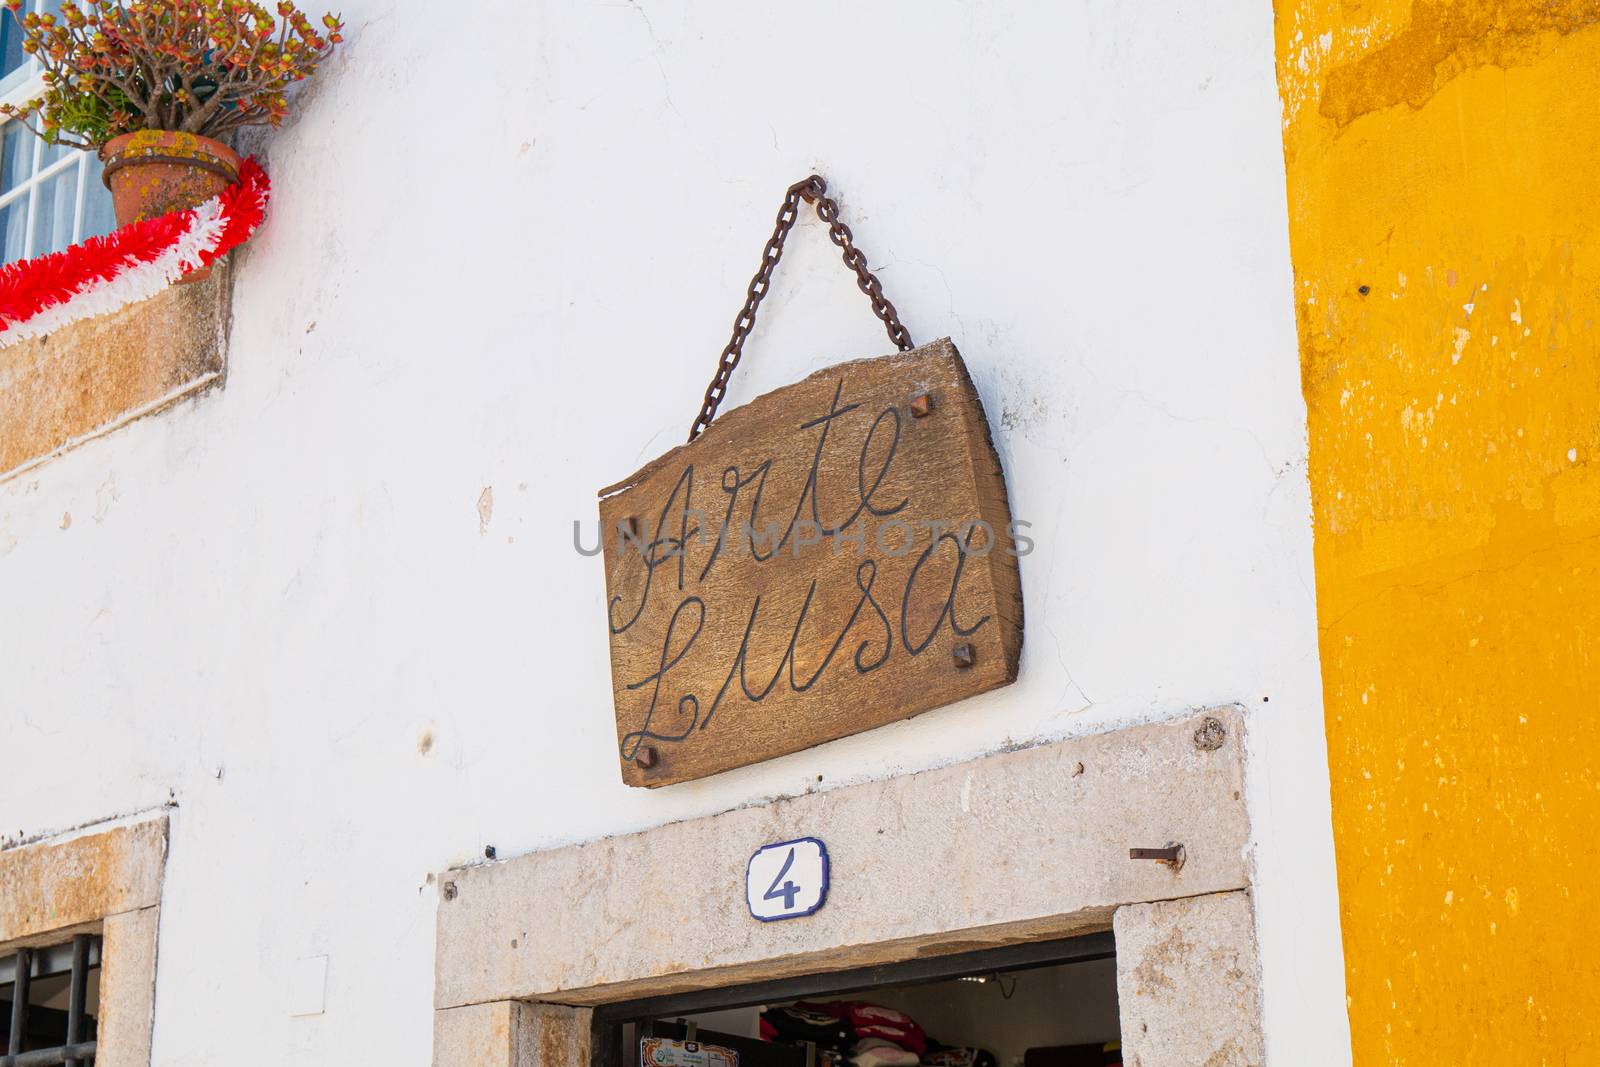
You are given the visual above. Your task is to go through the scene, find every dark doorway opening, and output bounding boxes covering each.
[593,931,1120,1067]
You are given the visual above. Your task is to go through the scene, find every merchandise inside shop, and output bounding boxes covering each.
[608,934,1123,1067]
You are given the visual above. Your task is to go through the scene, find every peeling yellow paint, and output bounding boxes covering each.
[1321,1,1598,127]
[1275,1,1600,1060]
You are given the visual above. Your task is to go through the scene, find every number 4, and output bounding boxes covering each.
[763,847,800,910]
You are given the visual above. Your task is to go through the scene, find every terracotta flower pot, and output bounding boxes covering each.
[100,130,240,225]
[100,131,241,283]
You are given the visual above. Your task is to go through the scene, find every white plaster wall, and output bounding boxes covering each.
[0,2,1351,1065]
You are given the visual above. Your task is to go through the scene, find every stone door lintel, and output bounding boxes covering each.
[435,708,1252,1003]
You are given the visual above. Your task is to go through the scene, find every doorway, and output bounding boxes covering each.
[432,712,1263,1067]
[596,932,1121,1067]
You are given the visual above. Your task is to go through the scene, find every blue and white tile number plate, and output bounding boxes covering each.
[746,838,829,921]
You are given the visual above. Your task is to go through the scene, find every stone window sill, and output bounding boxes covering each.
[0,259,233,483]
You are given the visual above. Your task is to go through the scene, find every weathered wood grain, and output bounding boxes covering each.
[599,338,1022,787]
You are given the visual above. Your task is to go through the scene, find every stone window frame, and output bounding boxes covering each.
[432,709,1265,1067]
[0,7,237,484]
[0,813,168,1067]
[0,262,232,484]
[0,12,237,487]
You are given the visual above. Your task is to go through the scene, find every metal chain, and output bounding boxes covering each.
[687,175,915,442]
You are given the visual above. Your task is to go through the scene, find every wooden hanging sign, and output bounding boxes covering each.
[599,338,1023,787]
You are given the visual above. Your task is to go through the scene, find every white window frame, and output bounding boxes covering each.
[0,0,112,264]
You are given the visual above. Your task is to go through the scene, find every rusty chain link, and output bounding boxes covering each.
[687,175,915,442]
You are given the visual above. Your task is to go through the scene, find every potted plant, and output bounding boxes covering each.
[0,0,342,229]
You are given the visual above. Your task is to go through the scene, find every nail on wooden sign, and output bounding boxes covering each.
[599,338,1023,787]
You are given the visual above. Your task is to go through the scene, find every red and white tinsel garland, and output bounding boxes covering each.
[0,156,270,348]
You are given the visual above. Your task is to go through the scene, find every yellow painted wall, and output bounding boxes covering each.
[1274,2,1600,1061]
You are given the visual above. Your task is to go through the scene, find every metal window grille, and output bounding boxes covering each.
[0,934,99,1066]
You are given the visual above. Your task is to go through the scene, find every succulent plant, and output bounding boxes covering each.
[0,0,343,149]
